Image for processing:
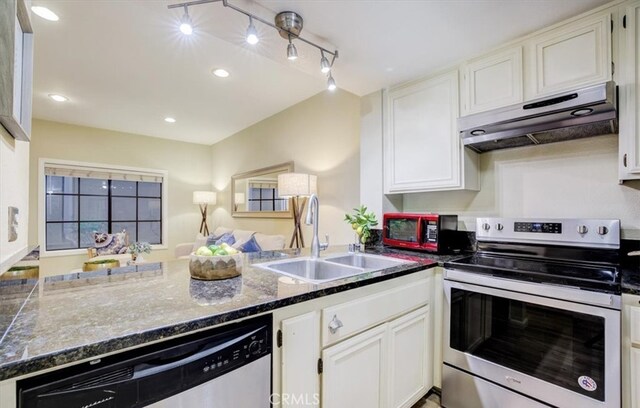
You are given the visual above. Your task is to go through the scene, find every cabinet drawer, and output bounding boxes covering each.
[322,278,429,347]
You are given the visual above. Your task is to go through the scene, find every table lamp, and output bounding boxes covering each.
[193,191,217,235]
[277,173,317,248]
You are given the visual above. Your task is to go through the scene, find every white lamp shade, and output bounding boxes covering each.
[193,191,217,205]
[234,192,245,205]
[277,173,317,197]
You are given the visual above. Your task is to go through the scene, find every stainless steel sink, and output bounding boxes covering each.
[324,253,407,270]
[257,253,411,284]
[259,258,365,284]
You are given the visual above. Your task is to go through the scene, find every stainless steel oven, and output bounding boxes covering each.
[443,218,622,408]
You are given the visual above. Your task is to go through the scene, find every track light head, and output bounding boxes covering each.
[287,37,298,60]
[246,17,259,45]
[320,53,331,74]
[327,73,337,91]
[179,6,193,35]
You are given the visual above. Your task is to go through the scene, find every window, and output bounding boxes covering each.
[247,181,287,212]
[41,160,167,253]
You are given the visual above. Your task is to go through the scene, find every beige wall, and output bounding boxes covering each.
[210,89,361,246]
[402,135,640,238]
[0,127,30,270]
[28,119,213,275]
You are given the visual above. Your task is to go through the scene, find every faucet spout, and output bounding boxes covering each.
[305,194,328,258]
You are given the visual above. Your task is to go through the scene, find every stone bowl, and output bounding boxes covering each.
[189,253,243,280]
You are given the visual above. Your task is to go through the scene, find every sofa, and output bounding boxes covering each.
[174,227,287,259]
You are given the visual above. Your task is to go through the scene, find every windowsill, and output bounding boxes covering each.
[40,244,168,258]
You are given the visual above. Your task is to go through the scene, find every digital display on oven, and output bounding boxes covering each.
[387,219,418,242]
[514,222,562,234]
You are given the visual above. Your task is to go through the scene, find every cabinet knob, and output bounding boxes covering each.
[597,226,609,236]
[577,225,588,234]
[328,315,343,334]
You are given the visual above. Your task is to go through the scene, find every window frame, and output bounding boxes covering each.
[39,158,168,258]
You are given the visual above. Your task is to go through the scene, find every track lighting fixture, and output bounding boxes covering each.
[168,1,338,86]
[327,73,337,91]
[179,6,193,35]
[287,36,298,60]
[246,16,259,45]
[320,51,331,74]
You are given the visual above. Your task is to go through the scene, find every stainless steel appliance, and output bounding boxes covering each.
[458,82,617,153]
[17,314,272,408]
[443,218,621,408]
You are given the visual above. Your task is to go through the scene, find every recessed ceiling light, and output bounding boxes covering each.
[31,6,59,21]
[212,68,230,78]
[164,117,176,123]
[48,94,68,102]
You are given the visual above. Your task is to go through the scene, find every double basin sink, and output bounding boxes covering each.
[256,253,411,284]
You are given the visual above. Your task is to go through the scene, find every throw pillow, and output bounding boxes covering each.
[205,233,224,247]
[214,232,236,246]
[93,230,128,255]
[238,235,262,253]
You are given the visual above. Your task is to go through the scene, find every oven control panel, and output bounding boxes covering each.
[476,218,620,248]
[514,222,562,234]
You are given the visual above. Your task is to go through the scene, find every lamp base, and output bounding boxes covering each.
[289,196,306,248]
[199,204,210,236]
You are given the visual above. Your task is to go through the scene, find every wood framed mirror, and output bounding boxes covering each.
[231,162,294,218]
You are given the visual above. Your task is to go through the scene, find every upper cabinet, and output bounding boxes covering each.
[526,11,613,98]
[619,1,640,181]
[461,46,524,115]
[384,69,479,194]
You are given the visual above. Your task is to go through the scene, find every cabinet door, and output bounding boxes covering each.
[528,12,612,98]
[384,70,478,193]
[619,2,640,180]
[322,324,387,408]
[388,306,431,408]
[281,312,320,408]
[462,46,523,115]
[632,348,640,408]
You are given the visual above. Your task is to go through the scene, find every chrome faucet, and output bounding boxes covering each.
[305,194,329,259]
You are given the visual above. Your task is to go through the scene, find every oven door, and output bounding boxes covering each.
[443,274,620,408]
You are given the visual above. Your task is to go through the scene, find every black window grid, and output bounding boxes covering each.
[45,177,163,251]
[247,187,288,211]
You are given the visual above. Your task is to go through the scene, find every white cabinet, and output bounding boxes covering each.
[623,293,640,408]
[619,1,640,181]
[384,69,479,193]
[461,46,523,115]
[322,306,431,408]
[322,324,388,408]
[388,307,431,408]
[274,271,433,408]
[527,11,612,99]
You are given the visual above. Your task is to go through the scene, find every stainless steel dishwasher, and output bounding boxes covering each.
[17,314,272,407]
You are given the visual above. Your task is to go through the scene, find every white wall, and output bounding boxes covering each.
[28,119,213,275]
[0,127,30,271]
[210,89,361,246]
[402,135,640,238]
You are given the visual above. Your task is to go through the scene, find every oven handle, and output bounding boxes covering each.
[444,269,621,310]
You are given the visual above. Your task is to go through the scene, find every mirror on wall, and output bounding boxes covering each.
[231,162,293,218]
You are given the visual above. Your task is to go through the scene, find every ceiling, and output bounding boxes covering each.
[31,0,610,145]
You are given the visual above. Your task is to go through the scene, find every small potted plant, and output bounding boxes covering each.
[128,242,151,263]
[344,205,378,250]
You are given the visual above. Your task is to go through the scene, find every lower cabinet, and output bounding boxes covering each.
[274,271,433,408]
[623,293,640,408]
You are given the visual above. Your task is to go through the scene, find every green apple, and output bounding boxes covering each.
[196,246,213,256]
[208,244,220,252]
[214,248,228,256]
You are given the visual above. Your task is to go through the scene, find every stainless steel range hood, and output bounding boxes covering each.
[458,81,617,153]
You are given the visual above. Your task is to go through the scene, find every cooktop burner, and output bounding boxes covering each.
[446,253,620,294]
[445,217,622,295]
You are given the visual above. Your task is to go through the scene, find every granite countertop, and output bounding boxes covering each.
[0,246,456,381]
